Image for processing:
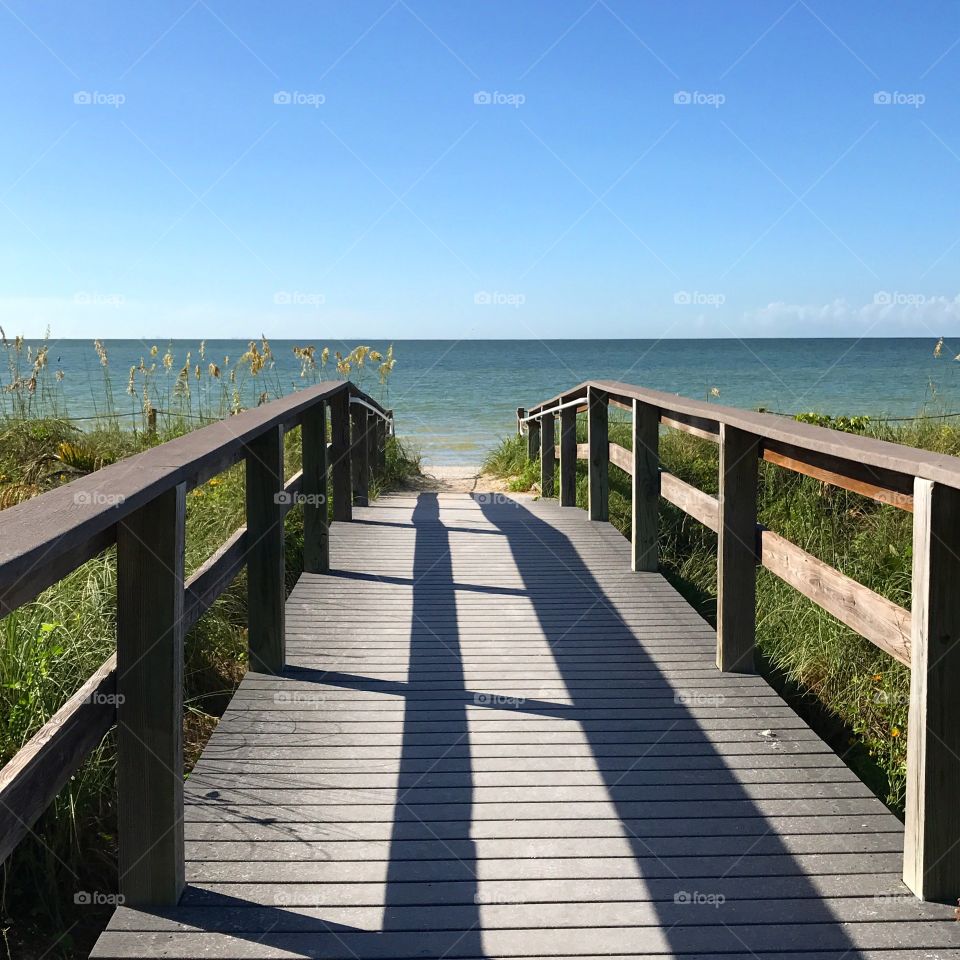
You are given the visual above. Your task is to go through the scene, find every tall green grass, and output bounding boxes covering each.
[0,337,418,959]
[483,410,960,814]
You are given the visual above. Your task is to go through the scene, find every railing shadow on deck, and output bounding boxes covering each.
[470,493,872,958]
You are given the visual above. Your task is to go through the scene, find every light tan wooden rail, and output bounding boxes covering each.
[521,379,960,902]
[0,381,391,907]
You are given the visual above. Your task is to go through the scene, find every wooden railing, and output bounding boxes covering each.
[0,380,391,906]
[521,379,960,902]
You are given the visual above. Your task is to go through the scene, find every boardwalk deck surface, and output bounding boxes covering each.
[92,492,960,958]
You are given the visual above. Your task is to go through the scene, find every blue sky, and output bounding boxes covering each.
[2,0,959,339]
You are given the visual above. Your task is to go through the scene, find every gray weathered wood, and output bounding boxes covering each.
[302,400,329,574]
[632,399,659,572]
[588,386,609,521]
[0,653,116,863]
[904,478,960,900]
[540,411,555,498]
[760,530,909,667]
[559,407,577,507]
[716,424,758,673]
[660,470,719,531]
[526,416,540,461]
[116,483,186,906]
[245,424,285,674]
[351,404,370,507]
[330,389,352,522]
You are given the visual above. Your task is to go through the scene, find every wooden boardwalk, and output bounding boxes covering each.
[92,491,959,958]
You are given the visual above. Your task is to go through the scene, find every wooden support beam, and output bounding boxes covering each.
[904,478,960,901]
[330,390,352,522]
[245,424,286,674]
[716,424,759,673]
[527,416,541,461]
[540,411,555,498]
[632,399,659,572]
[365,411,378,481]
[516,407,525,436]
[302,400,329,574]
[559,407,577,507]
[116,483,186,906]
[588,387,609,522]
[351,405,370,507]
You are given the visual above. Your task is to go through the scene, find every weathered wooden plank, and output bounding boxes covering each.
[540,411,555,497]
[526,416,540,461]
[182,527,247,632]
[351,404,370,507]
[245,424,285,674]
[116,483,186,906]
[0,653,116,863]
[559,406,577,506]
[660,470,719,531]
[717,425,759,673]
[904,478,960,900]
[632,399,659,572]
[759,530,910,666]
[329,388,352,522]
[301,399,329,573]
[587,386,608,521]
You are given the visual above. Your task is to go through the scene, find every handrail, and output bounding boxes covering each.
[0,379,388,903]
[522,379,960,903]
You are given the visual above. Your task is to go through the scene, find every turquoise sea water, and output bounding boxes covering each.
[11,338,960,465]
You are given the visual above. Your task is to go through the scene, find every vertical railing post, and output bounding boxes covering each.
[632,399,659,572]
[366,410,378,481]
[116,483,186,906]
[559,405,577,507]
[330,389,352,522]
[540,411,555,498]
[588,386,608,522]
[302,399,329,574]
[246,423,286,674]
[517,407,525,436]
[351,403,370,507]
[716,424,758,673]
[904,478,960,900]
[526,414,540,461]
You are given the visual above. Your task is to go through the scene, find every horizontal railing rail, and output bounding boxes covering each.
[520,379,960,903]
[0,380,390,906]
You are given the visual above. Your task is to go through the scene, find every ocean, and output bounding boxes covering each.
[11,338,960,465]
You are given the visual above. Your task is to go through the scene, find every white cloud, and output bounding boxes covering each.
[743,295,960,337]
